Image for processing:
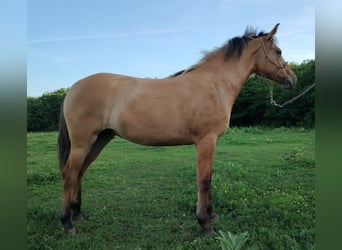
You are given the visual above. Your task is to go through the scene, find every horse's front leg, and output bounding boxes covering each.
[195,135,218,235]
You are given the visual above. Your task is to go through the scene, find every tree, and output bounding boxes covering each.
[27,88,67,131]
[27,97,49,131]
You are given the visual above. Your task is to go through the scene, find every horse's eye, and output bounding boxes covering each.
[276,49,282,56]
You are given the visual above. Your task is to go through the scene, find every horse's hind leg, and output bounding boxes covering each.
[60,144,92,234]
[71,129,115,221]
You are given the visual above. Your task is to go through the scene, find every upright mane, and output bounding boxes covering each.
[170,26,272,77]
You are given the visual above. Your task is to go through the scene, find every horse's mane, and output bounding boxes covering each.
[170,26,275,77]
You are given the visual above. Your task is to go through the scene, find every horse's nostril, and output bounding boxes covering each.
[284,78,294,89]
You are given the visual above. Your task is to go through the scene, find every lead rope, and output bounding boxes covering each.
[257,37,315,107]
[267,81,315,108]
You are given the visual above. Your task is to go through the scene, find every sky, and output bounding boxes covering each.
[27,0,315,97]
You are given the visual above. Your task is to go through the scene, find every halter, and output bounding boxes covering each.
[257,37,293,107]
[256,40,315,108]
[258,37,288,82]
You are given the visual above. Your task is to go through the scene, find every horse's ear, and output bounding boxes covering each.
[265,23,280,40]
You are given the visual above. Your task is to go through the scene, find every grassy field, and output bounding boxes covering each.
[27,127,315,249]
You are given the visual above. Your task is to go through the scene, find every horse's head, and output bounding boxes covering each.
[253,23,297,89]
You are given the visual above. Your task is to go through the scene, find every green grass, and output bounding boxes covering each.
[27,127,315,249]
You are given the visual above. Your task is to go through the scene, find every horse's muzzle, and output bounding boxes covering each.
[282,76,296,89]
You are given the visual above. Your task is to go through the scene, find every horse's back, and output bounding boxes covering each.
[65,72,141,107]
[66,72,136,98]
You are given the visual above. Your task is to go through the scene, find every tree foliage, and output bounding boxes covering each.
[26,60,314,131]
[27,88,67,131]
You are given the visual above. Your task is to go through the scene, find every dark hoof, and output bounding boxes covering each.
[197,214,218,236]
[73,213,85,221]
[203,226,216,236]
[64,227,76,235]
[209,212,219,222]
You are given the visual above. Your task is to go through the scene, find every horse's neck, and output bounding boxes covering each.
[196,50,254,95]
[196,54,254,103]
[221,58,254,94]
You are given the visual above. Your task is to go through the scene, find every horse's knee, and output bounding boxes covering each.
[199,177,211,191]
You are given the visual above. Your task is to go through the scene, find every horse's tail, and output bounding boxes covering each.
[58,100,70,173]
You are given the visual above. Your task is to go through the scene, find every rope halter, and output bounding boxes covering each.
[258,37,288,83]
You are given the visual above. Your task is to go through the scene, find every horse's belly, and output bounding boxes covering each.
[121,133,193,146]
[110,107,192,146]
[116,122,193,146]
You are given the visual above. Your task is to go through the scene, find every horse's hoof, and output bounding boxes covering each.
[203,227,217,237]
[209,212,219,222]
[64,227,76,236]
[73,214,85,221]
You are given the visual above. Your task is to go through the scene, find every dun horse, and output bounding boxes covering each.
[58,24,296,235]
